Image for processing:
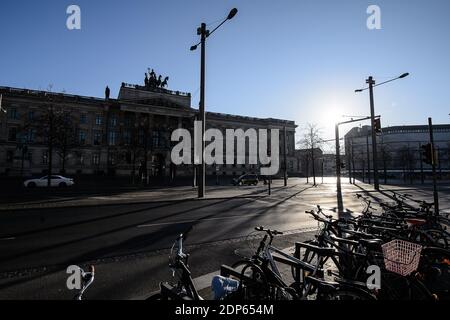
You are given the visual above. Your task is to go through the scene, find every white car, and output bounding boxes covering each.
[24,175,75,188]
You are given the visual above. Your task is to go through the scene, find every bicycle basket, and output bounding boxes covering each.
[382,240,423,276]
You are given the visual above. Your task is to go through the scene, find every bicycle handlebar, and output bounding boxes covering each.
[255,226,284,236]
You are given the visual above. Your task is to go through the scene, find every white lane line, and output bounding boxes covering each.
[0,237,16,241]
[137,214,262,228]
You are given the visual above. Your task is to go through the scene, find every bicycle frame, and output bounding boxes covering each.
[159,232,202,300]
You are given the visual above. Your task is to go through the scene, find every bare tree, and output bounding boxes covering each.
[124,118,146,184]
[299,124,324,186]
[54,111,78,174]
[36,105,78,186]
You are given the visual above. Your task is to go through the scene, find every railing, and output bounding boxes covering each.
[121,83,191,97]
[0,86,107,102]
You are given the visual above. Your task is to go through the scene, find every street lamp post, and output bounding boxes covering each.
[191,8,238,198]
[335,124,341,192]
[284,124,288,187]
[356,73,409,191]
[366,131,371,184]
[367,77,378,189]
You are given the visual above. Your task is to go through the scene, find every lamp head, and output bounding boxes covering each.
[399,73,410,79]
[227,8,238,20]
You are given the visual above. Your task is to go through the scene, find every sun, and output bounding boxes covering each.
[321,105,344,126]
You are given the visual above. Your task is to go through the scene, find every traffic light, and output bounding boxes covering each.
[374,118,382,133]
[421,144,433,165]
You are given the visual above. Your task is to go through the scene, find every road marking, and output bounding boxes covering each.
[0,237,16,241]
[137,214,262,228]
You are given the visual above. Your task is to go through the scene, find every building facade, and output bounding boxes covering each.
[0,83,297,180]
[344,125,450,180]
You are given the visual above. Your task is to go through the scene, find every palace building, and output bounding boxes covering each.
[0,81,297,180]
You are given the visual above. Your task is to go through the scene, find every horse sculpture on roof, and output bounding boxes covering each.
[145,69,169,89]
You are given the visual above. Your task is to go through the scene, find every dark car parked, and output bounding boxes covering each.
[232,174,259,186]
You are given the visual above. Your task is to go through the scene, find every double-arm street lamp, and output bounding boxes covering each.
[355,73,409,190]
[191,8,238,198]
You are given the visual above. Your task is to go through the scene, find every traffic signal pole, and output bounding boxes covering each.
[367,77,380,190]
[428,118,439,215]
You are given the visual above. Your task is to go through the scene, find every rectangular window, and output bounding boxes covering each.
[108,153,116,166]
[152,131,158,148]
[93,131,102,145]
[8,127,17,142]
[108,131,117,146]
[124,116,133,127]
[6,150,14,163]
[124,130,131,145]
[93,154,100,166]
[95,115,103,126]
[27,129,36,143]
[28,111,35,121]
[7,108,19,120]
[139,129,145,146]
[79,131,86,145]
[110,116,117,127]
[80,114,87,124]
[79,154,85,165]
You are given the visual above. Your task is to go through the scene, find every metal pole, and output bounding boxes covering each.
[366,133,371,184]
[438,147,442,180]
[351,141,356,184]
[335,124,341,192]
[198,23,207,198]
[367,77,380,190]
[348,139,352,184]
[321,159,324,184]
[144,114,150,186]
[428,118,439,215]
[47,105,53,187]
[420,144,424,185]
[268,177,271,195]
[311,127,316,186]
[284,125,288,186]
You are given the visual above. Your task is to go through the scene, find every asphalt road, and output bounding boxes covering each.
[0,178,448,299]
[0,182,318,273]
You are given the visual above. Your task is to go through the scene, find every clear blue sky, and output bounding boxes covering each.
[1,0,449,147]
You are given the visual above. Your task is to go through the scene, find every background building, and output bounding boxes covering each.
[0,82,297,183]
[345,125,450,182]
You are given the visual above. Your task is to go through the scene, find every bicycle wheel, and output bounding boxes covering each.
[379,271,433,300]
[231,260,270,300]
[419,248,450,300]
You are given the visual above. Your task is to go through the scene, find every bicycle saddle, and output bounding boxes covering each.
[359,238,383,250]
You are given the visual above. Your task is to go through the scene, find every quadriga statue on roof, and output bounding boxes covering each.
[145,69,169,89]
